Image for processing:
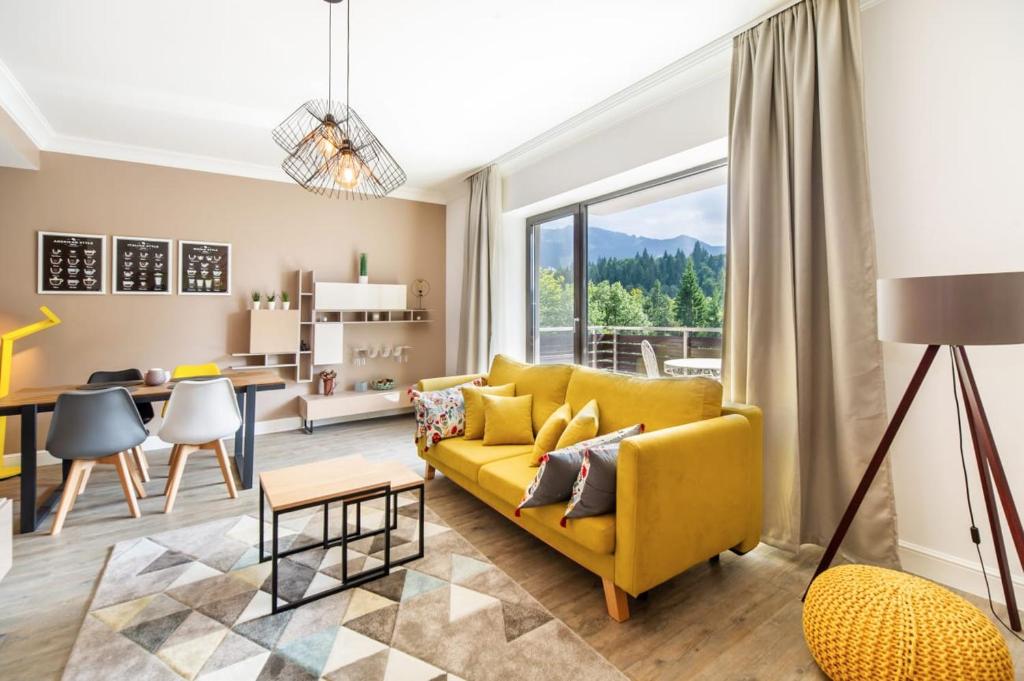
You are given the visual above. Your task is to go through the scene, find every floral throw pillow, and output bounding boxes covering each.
[515,423,644,519]
[408,378,485,449]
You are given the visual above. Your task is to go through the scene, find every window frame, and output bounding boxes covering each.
[525,158,728,364]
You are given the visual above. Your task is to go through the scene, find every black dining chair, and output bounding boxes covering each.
[87,369,153,482]
[46,387,148,535]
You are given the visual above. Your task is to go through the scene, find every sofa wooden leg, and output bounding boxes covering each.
[424,463,436,480]
[602,578,630,622]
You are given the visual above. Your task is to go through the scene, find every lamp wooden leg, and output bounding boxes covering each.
[210,439,238,499]
[132,446,150,483]
[424,463,436,480]
[804,344,940,599]
[109,452,141,519]
[164,444,197,514]
[954,347,1023,631]
[51,460,89,535]
[602,578,630,622]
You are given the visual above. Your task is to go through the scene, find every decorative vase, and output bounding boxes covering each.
[322,376,336,396]
[145,368,169,386]
[358,275,368,285]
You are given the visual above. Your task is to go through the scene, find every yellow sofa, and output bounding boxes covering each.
[415,354,763,621]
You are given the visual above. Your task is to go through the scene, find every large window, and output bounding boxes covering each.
[527,161,726,377]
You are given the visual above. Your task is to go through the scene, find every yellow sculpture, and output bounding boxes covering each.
[0,306,62,479]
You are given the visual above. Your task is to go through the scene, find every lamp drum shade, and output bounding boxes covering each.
[877,272,1024,346]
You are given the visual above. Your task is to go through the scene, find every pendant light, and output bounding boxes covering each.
[273,0,406,199]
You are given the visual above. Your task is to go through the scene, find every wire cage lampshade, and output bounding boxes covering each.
[273,0,405,199]
[273,100,406,199]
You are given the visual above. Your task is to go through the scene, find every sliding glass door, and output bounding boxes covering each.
[527,160,727,375]
[526,209,582,364]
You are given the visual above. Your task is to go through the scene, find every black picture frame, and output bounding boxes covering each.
[178,240,231,295]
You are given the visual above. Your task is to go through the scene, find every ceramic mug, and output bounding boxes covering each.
[145,368,170,386]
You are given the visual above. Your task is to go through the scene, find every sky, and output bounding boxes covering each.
[589,183,727,246]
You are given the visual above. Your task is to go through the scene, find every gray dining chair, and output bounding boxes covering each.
[87,368,153,482]
[46,387,149,535]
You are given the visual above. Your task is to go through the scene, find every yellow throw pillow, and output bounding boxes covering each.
[482,394,535,446]
[462,383,515,439]
[529,403,571,466]
[555,399,599,449]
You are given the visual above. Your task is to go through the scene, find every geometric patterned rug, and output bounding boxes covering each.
[62,495,625,680]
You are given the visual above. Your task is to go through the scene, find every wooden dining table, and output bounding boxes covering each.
[0,370,286,533]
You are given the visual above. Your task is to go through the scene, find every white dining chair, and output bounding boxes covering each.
[159,378,241,513]
[640,340,661,378]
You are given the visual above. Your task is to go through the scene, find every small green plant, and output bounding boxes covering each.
[266,291,276,302]
[281,291,290,303]
[251,290,261,303]
[359,252,368,277]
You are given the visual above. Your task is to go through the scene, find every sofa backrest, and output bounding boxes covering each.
[565,366,722,434]
[487,355,575,432]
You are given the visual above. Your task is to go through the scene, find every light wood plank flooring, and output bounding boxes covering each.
[0,415,1021,680]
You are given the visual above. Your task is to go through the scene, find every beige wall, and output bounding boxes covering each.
[0,152,446,454]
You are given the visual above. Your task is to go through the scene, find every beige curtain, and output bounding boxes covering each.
[724,0,898,566]
[458,166,502,374]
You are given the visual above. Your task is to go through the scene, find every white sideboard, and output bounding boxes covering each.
[314,282,407,311]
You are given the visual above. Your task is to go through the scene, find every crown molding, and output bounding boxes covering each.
[0,57,54,148]
[41,134,445,204]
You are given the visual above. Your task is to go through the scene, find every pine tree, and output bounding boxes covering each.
[643,279,677,327]
[676,259,709,327]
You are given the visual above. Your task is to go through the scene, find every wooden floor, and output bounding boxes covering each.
[1,415,1022,680]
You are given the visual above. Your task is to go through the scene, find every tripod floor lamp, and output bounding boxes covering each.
[806,272,1024,631]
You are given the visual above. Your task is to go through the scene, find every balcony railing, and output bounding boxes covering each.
[537,325,723,376]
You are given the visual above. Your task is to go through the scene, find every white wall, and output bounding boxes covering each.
[863,0,1024,603]
[442,0,1024,604]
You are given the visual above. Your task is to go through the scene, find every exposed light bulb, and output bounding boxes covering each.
[334,148,363,190]
[315,122,341,159]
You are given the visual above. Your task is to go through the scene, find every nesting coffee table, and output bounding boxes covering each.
[258,455,425,613]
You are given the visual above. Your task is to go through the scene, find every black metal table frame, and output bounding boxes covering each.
[258,481,426,614]
[1,380,285,534]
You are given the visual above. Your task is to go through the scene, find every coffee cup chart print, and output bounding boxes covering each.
[38,231,107,294]
[113,236,173,294]
[178,240,231,295]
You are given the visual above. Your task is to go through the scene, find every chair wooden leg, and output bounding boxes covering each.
[210,439,238,499]
[602,578,630,622]
[164,444,197,514]
[51,460,88,535]
[132,445,151,482]
[125,450,147,499]
[77,464,93,496]
[163,444,181,496]
[109,452,141,519]
[424,463,436,480]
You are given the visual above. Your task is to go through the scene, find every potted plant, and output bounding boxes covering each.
[267,291,277,310]
[358,252,368,284]
[251,291,261,310]
[281,291,291,310]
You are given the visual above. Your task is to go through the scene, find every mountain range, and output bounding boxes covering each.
[540,226,725,269]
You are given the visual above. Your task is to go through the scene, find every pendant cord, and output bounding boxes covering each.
[327,3,332,104]
[345,0,351,137]
[949,347,1024,642]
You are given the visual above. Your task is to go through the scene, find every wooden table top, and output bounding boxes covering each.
[0,370,286,412]
[260,455,423,512]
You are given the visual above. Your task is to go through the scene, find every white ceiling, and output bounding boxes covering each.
[0,0,787,201]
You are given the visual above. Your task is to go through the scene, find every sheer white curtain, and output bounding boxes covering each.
[724,0,899,565]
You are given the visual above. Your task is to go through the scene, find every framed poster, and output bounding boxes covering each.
[112,236,173,294]
[38,231,106,294]
[178,240,231,295]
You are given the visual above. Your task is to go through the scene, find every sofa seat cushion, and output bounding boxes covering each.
[431,437,531,482]
[479,453,616,555]
[566,366,722,433]
[488,354,574,433]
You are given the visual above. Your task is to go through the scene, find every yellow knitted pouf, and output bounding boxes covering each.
[803,565,1014,680]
